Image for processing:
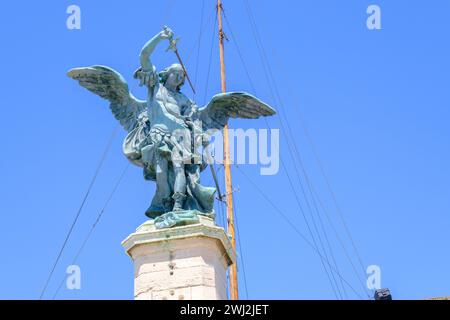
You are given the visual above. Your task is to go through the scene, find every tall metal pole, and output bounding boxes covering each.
[217,0,238,300]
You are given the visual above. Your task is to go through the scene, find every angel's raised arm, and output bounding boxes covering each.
[134,27,174,89]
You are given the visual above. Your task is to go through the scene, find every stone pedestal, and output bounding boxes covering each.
[122,216,235,300]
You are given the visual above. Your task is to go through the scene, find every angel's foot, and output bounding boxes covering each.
[172,192,186,211]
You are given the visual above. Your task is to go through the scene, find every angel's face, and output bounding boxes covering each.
[166,67,185,89]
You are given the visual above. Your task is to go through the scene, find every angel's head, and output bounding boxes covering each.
[159,63,185,91]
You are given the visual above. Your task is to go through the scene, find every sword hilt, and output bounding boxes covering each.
[165,37,180,52]
[163,25,179,52]
[161,26,196,94]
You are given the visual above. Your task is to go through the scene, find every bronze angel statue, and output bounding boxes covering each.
[68,27,275,228]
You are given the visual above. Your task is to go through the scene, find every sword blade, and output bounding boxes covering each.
[174,49,196,94]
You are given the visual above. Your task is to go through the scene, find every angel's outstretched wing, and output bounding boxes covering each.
[67,65,147,132]
[198,92,276,132]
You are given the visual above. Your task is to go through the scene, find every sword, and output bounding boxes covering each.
[164,26,196,94]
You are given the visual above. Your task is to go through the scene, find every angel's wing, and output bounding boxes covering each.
[67,65,147,132]
[198,92,276,132]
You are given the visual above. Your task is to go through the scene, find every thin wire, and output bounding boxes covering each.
[311,185,370,296]
[52,164,129,299]
[279,148,342,299]
[304,123,368,278]
[203,7,218,104]
[214,164,230,299]
[193,0,205,98]
[310,187,349,299]
[238,0,370,298]
[241,0,369,297]
[228,10,366,293]
[234,166,364,299]
[210,154,358,298]
[39,125,119,299]
[186,3,216,64]
[223,9,343,299]
[231,193,249,299]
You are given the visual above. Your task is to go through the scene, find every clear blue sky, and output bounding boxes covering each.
[0,0,449,300]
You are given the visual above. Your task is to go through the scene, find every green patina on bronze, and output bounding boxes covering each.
[68,27,276,229]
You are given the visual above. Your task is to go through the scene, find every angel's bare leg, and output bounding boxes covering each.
[172,159,187,211]
[155,154,171,207]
